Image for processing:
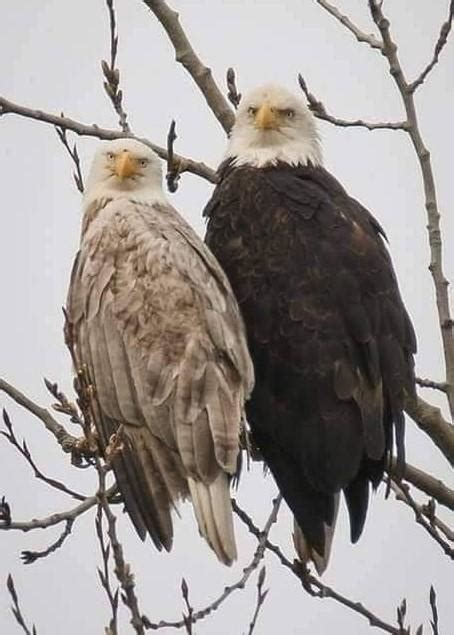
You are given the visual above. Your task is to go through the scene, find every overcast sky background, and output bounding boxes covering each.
[0,1,453,633]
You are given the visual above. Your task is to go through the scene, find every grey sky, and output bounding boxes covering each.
[0,1,453,633]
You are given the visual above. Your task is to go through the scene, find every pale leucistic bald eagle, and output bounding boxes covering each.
[204,85,416,573]
[66,138,254,564]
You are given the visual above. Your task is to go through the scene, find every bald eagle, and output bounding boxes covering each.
[66,138,254,564]
[204,85,416,573]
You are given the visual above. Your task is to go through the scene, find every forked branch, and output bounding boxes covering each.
[367,1,454,418]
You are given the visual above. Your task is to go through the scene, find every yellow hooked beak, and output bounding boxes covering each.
[255,103,279,130]
[114,150,137,180]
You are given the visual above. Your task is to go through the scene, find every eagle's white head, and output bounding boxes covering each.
[84,138,167,207]
[226,84,322,168]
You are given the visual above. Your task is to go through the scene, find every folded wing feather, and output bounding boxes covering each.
[66,197,253,564]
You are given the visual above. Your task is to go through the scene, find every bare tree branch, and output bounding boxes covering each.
[1,409,85,500]
[405,395,454,466]
[0,378,79,455]
[97,465,145,635]
[367,0,454,419]
[247,566,269,635]
[141,0,235,133]
[416,377,448,394]
[391,482,454,560]
[430,586,440,635]
[0,497,11,526]
[233,500,403,635]
[21,519,74,564]
[0,486,116,533]
[55,127,84,192]
[297,74,407,131]
[226,68,241,109]
[314,0,383,50]
[390,458,454,511]
[96,503,119,635]
[6,575,37,635]
[102,0,131,132]
[142,496,282,631]
[410,0,454,92]
[396,598,409,634]
[391,483,454,543]
[166,119,180,193]
[180,579,194,635]
[0,95,216,183]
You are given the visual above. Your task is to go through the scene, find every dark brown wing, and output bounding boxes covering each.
[204,162,416,557]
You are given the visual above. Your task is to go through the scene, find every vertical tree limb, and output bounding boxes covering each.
[367,0,454,418]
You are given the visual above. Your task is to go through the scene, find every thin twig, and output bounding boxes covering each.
[396,598,408,634]
[55,127,84,192]
[0,378,80,455]
[410,0,454,92]
[141,0,235,133]
[142,496,282,631]
[6,575,37,635]
[96,504,119,635]
[0,96,216,183]
[298,74,407,131]
[21,519,75,564]
[0,496,11,526]
[102,0,130,132]
[315,0,383,50]
[1,409,86,500]
[166,120,180,193]
[44,377,86,430]
[226,68,241,109]
[429,586,439,635]
[247,566,269,635]
[180,579,194,635]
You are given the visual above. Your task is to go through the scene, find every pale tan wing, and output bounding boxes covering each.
[67,197,253,563]
[67,214,184,550]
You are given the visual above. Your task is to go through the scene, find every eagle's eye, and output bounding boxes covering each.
[247,107,258,116]
[139,158,149,167]
[282,109,295,118]
[106,152,115,160]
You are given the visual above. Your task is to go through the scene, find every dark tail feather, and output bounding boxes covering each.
[106,419,173,551]
[344,474,369,543]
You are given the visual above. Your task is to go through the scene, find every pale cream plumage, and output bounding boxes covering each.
[66,139,254,564]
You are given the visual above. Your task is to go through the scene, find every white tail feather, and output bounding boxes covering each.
[188,473,237,565]
[293,494,340,575]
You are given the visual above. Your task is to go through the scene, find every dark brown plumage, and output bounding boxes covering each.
[204,160,416,570]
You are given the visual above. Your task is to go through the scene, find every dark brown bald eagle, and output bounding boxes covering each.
[204,84,416,573]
